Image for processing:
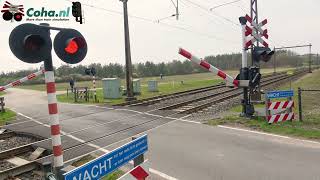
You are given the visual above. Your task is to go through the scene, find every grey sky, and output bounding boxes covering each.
[0,0,319,73]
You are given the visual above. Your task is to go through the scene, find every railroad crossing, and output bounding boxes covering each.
[2,88,320,180]
[1,0,320,179]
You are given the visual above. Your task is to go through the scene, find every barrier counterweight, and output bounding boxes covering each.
[179,48,239,87]
[44,60,63,175]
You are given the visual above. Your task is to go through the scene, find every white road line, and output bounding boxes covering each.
[17,113,50,127]
[218,125,320,145]
[17,112,109,152]
[116,108,144,114]
[180,114,192,119]
[144,112,202,124]
[149,168,179,180]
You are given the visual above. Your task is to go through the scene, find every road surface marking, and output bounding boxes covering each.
[143,112,201,124]
[17,112,177,180]
[218,125,320,145]
[17,112,110,152]
[17,113,50,127]
[149,168,178,180]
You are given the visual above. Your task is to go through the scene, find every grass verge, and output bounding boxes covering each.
[0,109,16,126]
[208,69,320,140]
[208,115,320,139]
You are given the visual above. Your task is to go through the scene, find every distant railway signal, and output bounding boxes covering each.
[72,1,83,24]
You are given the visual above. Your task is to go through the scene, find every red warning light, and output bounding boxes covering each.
[64,39,79,54]
[14,13,23,21]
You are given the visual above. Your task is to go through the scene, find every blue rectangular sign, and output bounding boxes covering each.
[64,135,148,180]
[266,90,294,99]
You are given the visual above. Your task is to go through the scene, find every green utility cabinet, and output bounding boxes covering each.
[148,80,158,92]
[102,78,121,99]
[133,79,141,94]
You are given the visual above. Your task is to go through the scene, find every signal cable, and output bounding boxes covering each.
[65,0,236,43]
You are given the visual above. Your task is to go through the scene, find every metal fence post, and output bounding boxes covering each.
[265,94,271,123]
[85,87,89,102]
[132,136,144,167]
[298,87,303,121]
[0,97,5,113]
[288,96,293,122]
[74,88,77,103]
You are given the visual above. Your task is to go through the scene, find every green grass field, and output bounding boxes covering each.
[17,67,295,92]
[0,109,16,126]
[208,69,320,139]
[57,78,222,105]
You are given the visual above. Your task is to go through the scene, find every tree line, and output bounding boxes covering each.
[0,50,313,85]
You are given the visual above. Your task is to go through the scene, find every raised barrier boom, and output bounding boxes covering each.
[179,48,239,87]
[0,68,44,92]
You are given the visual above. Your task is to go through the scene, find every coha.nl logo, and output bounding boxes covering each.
[26,7,70,18]
[2,1,70,22]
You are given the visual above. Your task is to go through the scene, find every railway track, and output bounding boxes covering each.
[171,68,309,114]
[115,71,289,107]
[117,70,305,114]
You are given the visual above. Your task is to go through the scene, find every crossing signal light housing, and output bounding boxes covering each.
[9,23,52,64]
[85,67,96,76]
[9,23,87,65]
[253,47,275,63]
[85,68,91,75]
[54,29,88,64]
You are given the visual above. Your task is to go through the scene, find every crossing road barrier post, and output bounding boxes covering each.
[132,136,145,167]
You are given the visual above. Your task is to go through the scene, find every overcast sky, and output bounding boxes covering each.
[0,0,319,73]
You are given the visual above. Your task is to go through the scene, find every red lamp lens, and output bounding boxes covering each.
[65,39,79,54]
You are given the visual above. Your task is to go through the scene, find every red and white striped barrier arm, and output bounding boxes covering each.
[179,48,239,87]
[119,161,150,180]
[268,100,294,110]
[267,112,294,124]
[0,68,44,92]
[45,71,64,169]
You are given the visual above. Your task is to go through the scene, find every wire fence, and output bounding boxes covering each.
[297,87,320,121]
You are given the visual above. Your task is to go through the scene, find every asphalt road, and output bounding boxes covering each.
[3,88,320,180]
